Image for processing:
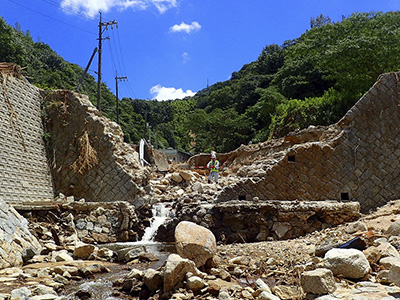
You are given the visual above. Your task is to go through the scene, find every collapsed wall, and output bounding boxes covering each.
[0,65,54,205]
[158,200,360,243]
[43,90,150,206]
[218,72,400,212]
[0,198,42,268]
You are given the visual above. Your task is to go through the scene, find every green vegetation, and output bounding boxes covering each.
[1,11,400,154]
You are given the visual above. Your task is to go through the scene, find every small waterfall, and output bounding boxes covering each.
[140,202,171,243]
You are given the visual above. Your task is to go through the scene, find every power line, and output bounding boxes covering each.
[106,30,137,99]
[39,0,97,23]
[114,28,137,98]
[6,0,96,35]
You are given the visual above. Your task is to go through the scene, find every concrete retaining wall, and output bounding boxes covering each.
[218,72,400,212]
[0,74,54,204]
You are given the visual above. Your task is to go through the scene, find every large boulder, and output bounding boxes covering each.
[324,248,370,279]
[175,221,217,267]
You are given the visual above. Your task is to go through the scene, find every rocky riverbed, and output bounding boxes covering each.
[2,171,400,300]
[1,196,400,299]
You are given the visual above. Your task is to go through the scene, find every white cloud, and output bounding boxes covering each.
[60,0,178,18]
[170,21,201,34]
[182,52,190,63]
[150,84,195,101]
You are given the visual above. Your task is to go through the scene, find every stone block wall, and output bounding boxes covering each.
[218,72,400,212]
[43,90,150,206]
[0,199,42,268]
[0,74,54,204]
[158,200,360,243]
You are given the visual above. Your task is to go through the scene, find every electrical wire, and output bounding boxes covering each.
[6,0,96,35]
[39,0,98,23]
[115,28,137,98]
[105,28,137,99]
[113,28,137,98]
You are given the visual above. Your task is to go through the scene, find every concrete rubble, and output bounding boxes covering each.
[2,68,400,299]
[1,193,400,299]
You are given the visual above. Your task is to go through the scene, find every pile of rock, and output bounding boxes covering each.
[147,168,218,202]
[0,228,116,297]
[24,196,145,245]
[0,199,42,269]
[113,216,400,300]
[118,221,223,299]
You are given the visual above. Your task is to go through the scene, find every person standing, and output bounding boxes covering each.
[207,153,219,184]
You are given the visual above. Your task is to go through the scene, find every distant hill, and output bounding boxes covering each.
[2,12,400,153]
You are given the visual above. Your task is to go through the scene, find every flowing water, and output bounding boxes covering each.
[62,202,173,299]
[141,202,171,242]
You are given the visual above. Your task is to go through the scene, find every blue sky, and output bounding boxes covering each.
[1,0,399,101]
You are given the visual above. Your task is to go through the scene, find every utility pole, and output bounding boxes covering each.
[115,71,127,124]
[97,11,117,112]
[76,47,98,92]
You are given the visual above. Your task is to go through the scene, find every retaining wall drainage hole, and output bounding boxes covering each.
[341,192,350,200]
[288,155,296,162]
[239,195,246,200]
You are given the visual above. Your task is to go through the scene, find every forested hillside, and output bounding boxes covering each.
[1,12,400,154]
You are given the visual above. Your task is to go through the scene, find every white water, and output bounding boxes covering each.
[140,202,171,243]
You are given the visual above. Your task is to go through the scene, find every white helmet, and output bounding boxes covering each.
[211,153,216,159]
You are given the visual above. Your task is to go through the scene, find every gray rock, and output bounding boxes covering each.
[218,288,231,300]
[31,295,60,300]
[123,246,146,262]
[301,268,336,295]
[31,284,57,296]
[143,268,163,291]
[257,291,281,300]
[171,172,183,183]
[52,266,79,276]
[346,221,368,234]
[163,253,202,292]
[0,199,42,268]
[186,276,206,292]
[22,247,40,263]
[386,221,400,236]
[126,268,143,280]
[54,251,73,262]
[389,261,400,286]
[380,256,400,269]
[324,248,370,279]
[272,222,292,239]
[11,287,31,300]
[255,278,271,293]
[377,242,400,258]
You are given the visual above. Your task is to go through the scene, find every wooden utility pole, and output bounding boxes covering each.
[97,11,117,112]
[115,71,127,124]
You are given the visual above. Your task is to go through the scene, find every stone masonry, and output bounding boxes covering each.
[43,90,150,206]
[0,71,54,205]
[159,200,360,243]
[0,198,42,268]
[217,72,400,212]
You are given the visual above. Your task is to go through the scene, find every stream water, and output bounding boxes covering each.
[62,203,173,299]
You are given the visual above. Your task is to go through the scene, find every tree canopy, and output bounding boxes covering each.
[1,12,400,153]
